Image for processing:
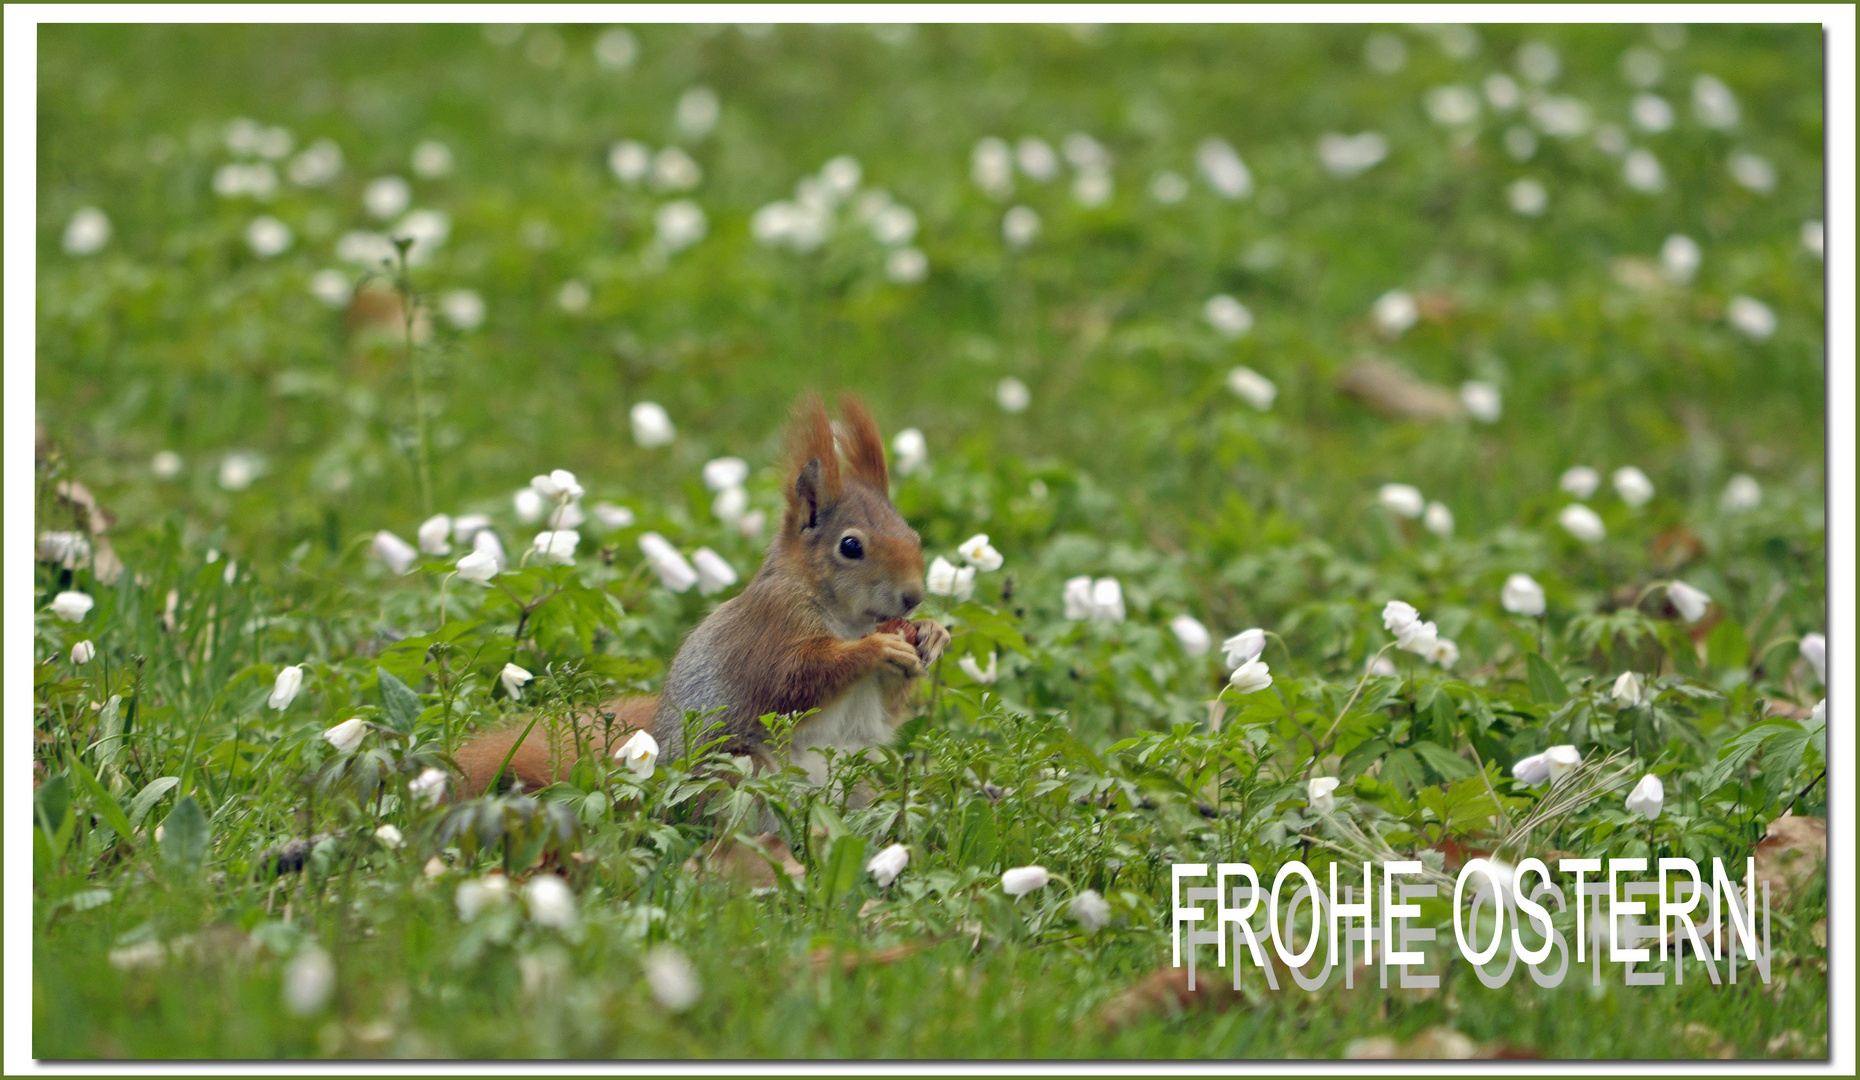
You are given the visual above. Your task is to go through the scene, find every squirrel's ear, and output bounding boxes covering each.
[837,392,889,491]
[792,457,825,531]
[785,392,841,531]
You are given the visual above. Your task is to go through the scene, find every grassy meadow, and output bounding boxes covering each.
[31,23,1828,1058]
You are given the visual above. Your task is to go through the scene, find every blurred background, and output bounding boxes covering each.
[36,21,1825,616]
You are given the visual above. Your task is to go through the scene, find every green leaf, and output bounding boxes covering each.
[127,776,180,829]
[1381,748,1425,798]
[819,833,869,908]
[69,756,134,842]
[1428,693,1459,745]
[1525,653,1569,705]
[160,795,210,877]
[951,601,1030,657]
[1413,739,1476,781]
[377,667,423,733]
[1337,737,1390,780]
[1706,619,1750,672]
[957,799,998,869]
[35,773,73,839]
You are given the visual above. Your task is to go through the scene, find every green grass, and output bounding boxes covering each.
[33,22,1826,1059]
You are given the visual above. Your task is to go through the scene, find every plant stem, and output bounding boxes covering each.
[394,246,434,518]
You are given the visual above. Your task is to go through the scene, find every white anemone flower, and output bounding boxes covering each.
[1071,889,1112,932]
[1377,484,1426,519]
[630,402,676,447]
[1661,234,1701,283]
[529,530,580,566]
[1611,671,1644,706]
[1227,367,1277,411]
[691,548,738,596]
[615,729,660,778]
[456,549,499,583]
[1381,601,1420,636]
[1372,289,1419,335]
[1624,774,1664,820]
[1307,776,1340,812]
[363,175,411,220]
[456,874,511,921]
[63,207,112,255]
[701,457,749,492]
[1502,574,1546,616]
[1170,615,1212,658]
[323,718,367,754]
[1728,296,1776,340]
[639,532,699,592]
[1667,581,1711,623]
[1062,576,1095,620]
[1558,504,1606,543]
[1001,865,1050,897]
[410,767,448,807]
[891,428,928,476]
[867,843,909,887]
[995,377,1031,414]
[957,651,999,685]
[1204,294,1254,338]
[1459,381,1502,422]
[472,529,508,573]
[1196,137,1253,199]
[1511,751,1550,785]
[245,215,293,257]
[417,514,453,555]
[1800,633,1825,684]
[270,665,304,710]
[1088,578,1124,622]
[1720,474,1762,513]
[1228,658,1273,694]
[1001,206,1040,249]
[1612,466,1654,507]
[1559,465,1601,500]
[500,663,533,700]
[281,946,335,1017]
[1396,619,1440,658]
[957,534,1004,572]
[49,590,95,623]
[71,640,96,665]
[711,486,748,524]
[1423,502,1455,538]
[373,530,418,573]
[1222,628,1266,669]
[524,875,578,931]
[1543,744,1582,785]
[643,946,700,1012]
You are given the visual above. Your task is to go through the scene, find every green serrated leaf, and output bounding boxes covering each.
[1526,653,1570,705]
[377,667,423,732]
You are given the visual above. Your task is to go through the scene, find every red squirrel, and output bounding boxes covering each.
[455,392,950,794]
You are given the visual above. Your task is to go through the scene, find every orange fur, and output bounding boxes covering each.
[836,392,889,491]
[455,695,658,796]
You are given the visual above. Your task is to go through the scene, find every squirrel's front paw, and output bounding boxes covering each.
[873,633,923,678]
[912,618,951,667]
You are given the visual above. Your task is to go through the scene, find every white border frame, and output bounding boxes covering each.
[6,5,1853,1075]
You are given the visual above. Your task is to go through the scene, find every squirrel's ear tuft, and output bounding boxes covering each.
[837,393,889,492]
[785,392,840,530]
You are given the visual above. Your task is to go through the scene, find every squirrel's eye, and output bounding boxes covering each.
[838,535,864,560]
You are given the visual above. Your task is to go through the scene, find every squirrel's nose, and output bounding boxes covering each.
[899,589,923,614]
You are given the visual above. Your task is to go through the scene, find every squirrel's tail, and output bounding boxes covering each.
[455,695,658,797]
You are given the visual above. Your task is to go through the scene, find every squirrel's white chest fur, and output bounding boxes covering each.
[788,672,893,785]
